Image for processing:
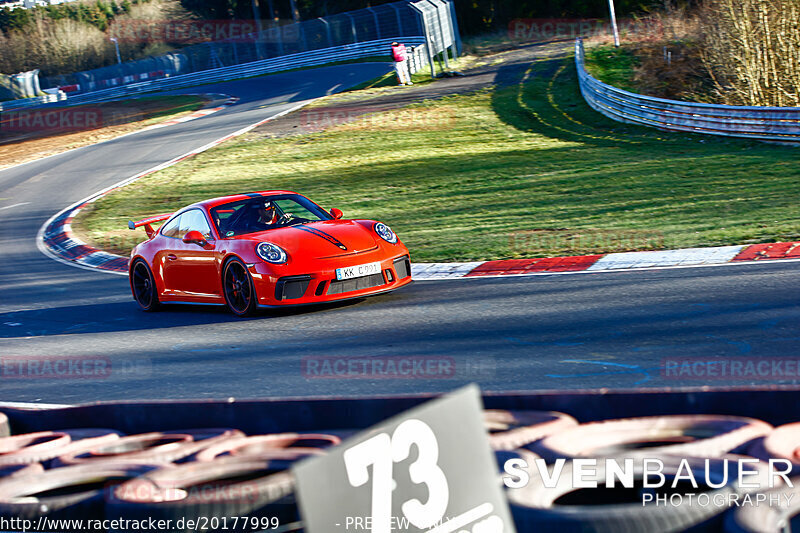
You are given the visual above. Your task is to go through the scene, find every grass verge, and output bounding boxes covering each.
[582,44,640,92]
[75,54,800,262]
[0,95,207,170]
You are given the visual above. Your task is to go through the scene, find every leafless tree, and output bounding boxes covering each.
[700,0,800,106]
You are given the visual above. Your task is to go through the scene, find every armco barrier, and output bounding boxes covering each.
[6,387,800,435]
[0,91,67,111]
[575,38,800,143]
[0,38,425,112]
[40,0,458,93]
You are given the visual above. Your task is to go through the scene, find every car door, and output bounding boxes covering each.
[163,209,220,298]
[154,213,184,297]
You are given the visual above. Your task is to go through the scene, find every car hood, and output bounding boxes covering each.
[243,220,379,258]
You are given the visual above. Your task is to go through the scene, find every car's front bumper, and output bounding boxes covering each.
[249,254,412,306]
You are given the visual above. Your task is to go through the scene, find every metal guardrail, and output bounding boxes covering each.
[575,39,800,143]
[0,38,425,111]
[0,92,67,111]
[41,0,458,93]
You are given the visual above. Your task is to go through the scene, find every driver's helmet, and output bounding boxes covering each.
[258,201,277,224]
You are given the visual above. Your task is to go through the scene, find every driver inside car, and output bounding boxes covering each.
[258,201,278,226]
[226,201,279,235]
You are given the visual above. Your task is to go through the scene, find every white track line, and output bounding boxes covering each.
[411,256,800,281]
[0,202,29,211]
[0,401,71,409]
[0,93,232,175]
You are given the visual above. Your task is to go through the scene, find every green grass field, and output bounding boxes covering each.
[75,52,800,262]
[583,45,640,91]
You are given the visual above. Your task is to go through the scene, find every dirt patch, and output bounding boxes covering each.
[0,95,208,170]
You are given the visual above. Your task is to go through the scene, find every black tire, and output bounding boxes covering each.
[222,258,258,316]
[0,462,159,531]
[0,431,72,466]
[107,456,298,533]
[52,432,194,467]
[748,421,800,475]
[38,429,124,468]
[532,415,772,461]
[724,483,800,532]
[484,410,578,451]
[508,454,772,533]
[0,463,44,479]
[130,259,161,312]
[194,433,342,463]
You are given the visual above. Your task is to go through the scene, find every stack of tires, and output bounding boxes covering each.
[0,417,336,532]
[2,409,800,532]
[486,410,800,533]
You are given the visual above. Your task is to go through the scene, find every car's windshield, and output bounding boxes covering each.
[210,194,332,237]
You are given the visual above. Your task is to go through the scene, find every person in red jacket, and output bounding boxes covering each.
[391,41,412,86]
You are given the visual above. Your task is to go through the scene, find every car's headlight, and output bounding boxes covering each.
[374,222,398,244]
[256,242,288,264]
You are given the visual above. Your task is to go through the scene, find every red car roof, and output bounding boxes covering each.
[193,190,299,210]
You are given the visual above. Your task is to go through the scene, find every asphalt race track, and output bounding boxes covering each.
[1,63,800,405]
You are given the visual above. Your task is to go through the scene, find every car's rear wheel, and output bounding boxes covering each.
[222,258,258,316]
[130,259,160,312]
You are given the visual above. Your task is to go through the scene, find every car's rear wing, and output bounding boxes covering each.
[127,213,172,239]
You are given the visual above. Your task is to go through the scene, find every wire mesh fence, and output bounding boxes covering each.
[40,0,458,94]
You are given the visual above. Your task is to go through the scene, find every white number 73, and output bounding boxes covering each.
[344,419,449,533]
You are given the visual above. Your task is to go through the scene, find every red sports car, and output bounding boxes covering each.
[127,191,412,315]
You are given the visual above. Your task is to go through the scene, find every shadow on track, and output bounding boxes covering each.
[0,297,369,338]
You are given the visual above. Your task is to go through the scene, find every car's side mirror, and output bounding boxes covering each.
[330,208,343,220]
[182,230,207,247]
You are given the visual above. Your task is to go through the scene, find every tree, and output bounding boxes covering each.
[700,0,800,106]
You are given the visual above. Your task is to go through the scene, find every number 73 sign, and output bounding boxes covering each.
[293,385,516,533]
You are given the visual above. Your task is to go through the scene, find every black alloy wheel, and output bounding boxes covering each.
[222,258,258,316]
[131,259,160,311]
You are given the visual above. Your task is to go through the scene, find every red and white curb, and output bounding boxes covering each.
[41,222,800,280]
[34,99,800,279]
[410,242,800,280]
[37,99,315,276]
[137,94,239,132]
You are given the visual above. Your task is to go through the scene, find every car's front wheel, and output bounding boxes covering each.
[130,259,161,312]
[222,258,258,316]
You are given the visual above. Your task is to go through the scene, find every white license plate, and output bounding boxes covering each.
[335,261,382,281]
